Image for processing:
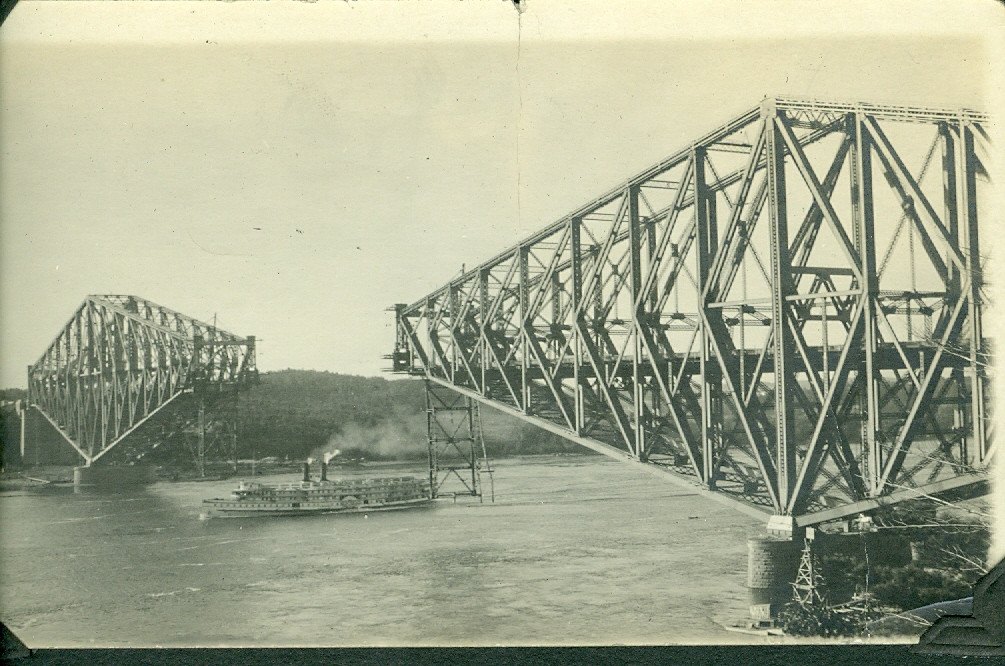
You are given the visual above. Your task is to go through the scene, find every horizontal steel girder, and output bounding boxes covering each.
[390,97,993,525]
[28,295,257,465]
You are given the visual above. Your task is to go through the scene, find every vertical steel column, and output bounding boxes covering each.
[197,396,206,477]
[518,246,531,413]
[852,112,881,495]
[93,302,104,463]
[476,400,494,503]
[629,185,646,460]
[232,392,239,474]
[645,216,658,312]
[425,380,437,498]
[393,304,405,362]
[550,273,562,328]
[245,336,256,382]
[479,269,490,395]
[645,210,660,436]
[425,297,435,378]
[941,123,968,462]
[694,145,719,487]
[22,366,30,459]
[766,106,797,509]
[467,395,478,494]
[550,271,562,370]
[448,283,459,381]
[71,320,78,424]
[847,113,865,478]
[960,122,987,462]
[592,245,603,356]
[571,217,585,434]
[193,334,205,476]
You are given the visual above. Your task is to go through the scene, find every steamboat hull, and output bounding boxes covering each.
[202,495,432,517]
[201,475,432,518]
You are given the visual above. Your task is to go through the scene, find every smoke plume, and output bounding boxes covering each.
[312,405,427,462]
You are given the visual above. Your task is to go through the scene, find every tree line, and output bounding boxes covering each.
[226,370,587,462]
[0,371,587,470]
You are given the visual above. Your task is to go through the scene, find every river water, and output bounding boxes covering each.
[2,454,776,647]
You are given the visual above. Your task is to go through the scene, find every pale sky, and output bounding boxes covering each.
[1,0,1002,388]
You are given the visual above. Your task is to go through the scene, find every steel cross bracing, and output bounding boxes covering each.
[27,295,258,466]
[425,381,494,502]
[390,97,994,527]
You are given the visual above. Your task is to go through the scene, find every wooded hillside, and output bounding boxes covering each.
[236,370,586,462]
[1,371,587,469]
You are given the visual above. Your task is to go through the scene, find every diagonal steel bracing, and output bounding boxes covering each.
[27,295,258,466]
[390,97,994,526]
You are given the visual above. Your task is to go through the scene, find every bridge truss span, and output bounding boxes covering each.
[27,295,258,466]
[392,98,995,527]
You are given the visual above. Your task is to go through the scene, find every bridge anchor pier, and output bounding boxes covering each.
[747,535,801,624]
[73,464,156,491]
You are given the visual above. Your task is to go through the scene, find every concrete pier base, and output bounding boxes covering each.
[73,465,156,490]
[747,536,800,622]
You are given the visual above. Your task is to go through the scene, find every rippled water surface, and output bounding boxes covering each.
[2,455,770,647]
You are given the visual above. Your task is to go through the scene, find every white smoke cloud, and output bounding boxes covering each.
[312,405,427,461]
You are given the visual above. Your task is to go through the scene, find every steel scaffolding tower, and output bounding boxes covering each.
[426,380,493,501]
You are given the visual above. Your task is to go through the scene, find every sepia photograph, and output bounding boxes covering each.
[1,0,1003,656]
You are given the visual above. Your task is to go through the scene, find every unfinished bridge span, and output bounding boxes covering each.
[391,97,995,531]
[23,295,258,474]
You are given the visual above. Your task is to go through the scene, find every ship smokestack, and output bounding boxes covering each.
[320,461,328,482]
[302,462,310,482]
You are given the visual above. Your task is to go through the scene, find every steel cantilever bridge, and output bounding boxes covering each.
[391,98,995,528]
[26,295,257,469]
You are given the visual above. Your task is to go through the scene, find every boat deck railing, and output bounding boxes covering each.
[237,477,425,492]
